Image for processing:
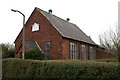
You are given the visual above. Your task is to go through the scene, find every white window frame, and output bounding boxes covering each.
[70,42,76,60]
[32,23,40,32]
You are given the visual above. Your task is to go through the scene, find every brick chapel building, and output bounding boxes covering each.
[14,7,99,60]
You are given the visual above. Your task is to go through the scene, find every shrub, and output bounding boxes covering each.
[1,43,15,58]
[2,58,120,79]
[25,48,44,60]
[96,58,117,62]
[4,48,15,58]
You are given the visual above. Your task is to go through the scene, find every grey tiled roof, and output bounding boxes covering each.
[25,40,38,50]
[38,8,96,45]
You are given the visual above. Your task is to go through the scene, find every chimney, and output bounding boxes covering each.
[89,36,92,39]
[48,9,52,14]
[66,18,70,22]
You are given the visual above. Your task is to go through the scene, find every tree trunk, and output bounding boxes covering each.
[118,47,120,62]
[117,46,120,62]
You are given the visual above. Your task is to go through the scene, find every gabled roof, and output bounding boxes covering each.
[14,7,96,46]
[38,8,96,45]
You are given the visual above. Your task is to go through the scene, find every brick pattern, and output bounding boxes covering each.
[61,38,97,60]
[61,38,70,59]
[15,8,63,59]
[96,48,116,59]
[14,8,99,60]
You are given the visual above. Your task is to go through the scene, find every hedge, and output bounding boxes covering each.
[2,58,120,79]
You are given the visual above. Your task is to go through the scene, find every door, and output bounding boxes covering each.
[44,41,50,59]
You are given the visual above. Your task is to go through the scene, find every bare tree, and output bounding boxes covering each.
[99,26,120,61]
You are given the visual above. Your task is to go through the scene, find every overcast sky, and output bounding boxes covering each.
[0,0,119,44]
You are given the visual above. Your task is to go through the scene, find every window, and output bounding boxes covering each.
[70,42,76,59]
[89,47,94,60]
[78,45,80,59]
[81,45,87,60]
[32,23,40,32]
[44,41,50,59]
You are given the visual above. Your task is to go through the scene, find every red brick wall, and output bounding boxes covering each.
[79,42,96,60]
[61,38,97,60]
[15,8,63,59]
[96,48,116,59]
[61,38,70,59]
[14,8,97,60]
[14,31,22,54]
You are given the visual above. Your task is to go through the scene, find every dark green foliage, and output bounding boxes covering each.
[1,43,15,58]
[4,48,15,58]
[25,48,44,60]
[96,58,117,62]
[2,58,120,79]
